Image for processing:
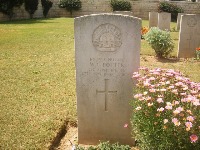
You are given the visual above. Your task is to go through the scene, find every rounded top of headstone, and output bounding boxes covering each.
[74,13,141,21]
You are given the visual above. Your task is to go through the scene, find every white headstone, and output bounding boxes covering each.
[75,14,141,145]
[176,13,185,31]
[149,12,158,28]
[178,14,200,58]
[113,11,133,16]
[158,12,171,31]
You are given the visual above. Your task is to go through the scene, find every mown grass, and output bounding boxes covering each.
[0,18,199,149]
[0,18,76,149]
[141,20,200,82]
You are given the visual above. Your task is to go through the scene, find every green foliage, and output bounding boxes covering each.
[76,141,131,150]
[144,27,174,58]
[24,0,39,19]
[110,0,132,11]
[131,67,200,150]
[59,0,82,17]
[195,48,200,60]
[0,0,24,19]
[158,2,184,21]
[41,0,53,18]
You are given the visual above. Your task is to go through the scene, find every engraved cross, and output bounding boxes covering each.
[96,79,117,111]
[186,33,194,51]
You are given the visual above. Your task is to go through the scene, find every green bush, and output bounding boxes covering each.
[0,0,24,19]
[131,67,200,150]
[24,0,39,19]
[195,47,200,60]
[110,0,132,11]
[41,0,53,18]
[158,2,184,22]
[59,0,82,17]
[144,27,174,58]
[76,141,131,150]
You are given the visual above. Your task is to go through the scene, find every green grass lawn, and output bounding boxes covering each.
[141,20,200,82]
[0,18,76,149]
[0,18,199,149]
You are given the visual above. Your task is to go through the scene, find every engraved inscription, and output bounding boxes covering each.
[187,17,197,27]
[92,24,122,52]
[186,34,193,50]
[80,57,126,77]
[82,57,126,77]
[162,13,168,20]
[96,79,117,111]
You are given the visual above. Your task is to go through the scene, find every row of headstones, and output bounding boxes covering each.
[149,12,200,58]
[149,12,171,30]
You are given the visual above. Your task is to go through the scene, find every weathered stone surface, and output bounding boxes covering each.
[158,12,171,31]
[178,14,200,58]
[149,12,158,28]
[176,13,185,30]
[75,14,141,145]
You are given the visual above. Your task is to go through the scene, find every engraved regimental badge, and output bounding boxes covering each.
[187,17,197,27]
[92,23,122,52]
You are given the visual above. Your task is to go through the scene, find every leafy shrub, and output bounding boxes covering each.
[144,27,174,58]
[195,47,200,60]
[110,0,132,11]
[75,141,131,150]
[59,0,82,17]
[158,2,184,21]
[41,0,53,18]
[131,67,200,150]
[0,0,24,19]
[24,0,39,19]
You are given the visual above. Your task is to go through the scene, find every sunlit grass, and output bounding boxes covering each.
[141,20,200,82]
[0,18,76,149]
[0,18,199,149]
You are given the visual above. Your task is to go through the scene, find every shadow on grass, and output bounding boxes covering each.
[0,18,61,24]
[156,57,180,63]
[141,55,180,64]
[49,120,77,150]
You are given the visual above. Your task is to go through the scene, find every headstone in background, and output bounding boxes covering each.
[149,12,158,28]
[75,14,141,145]
[178,14,200,58]
[176,13,185,31]
[158,12,171,31]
